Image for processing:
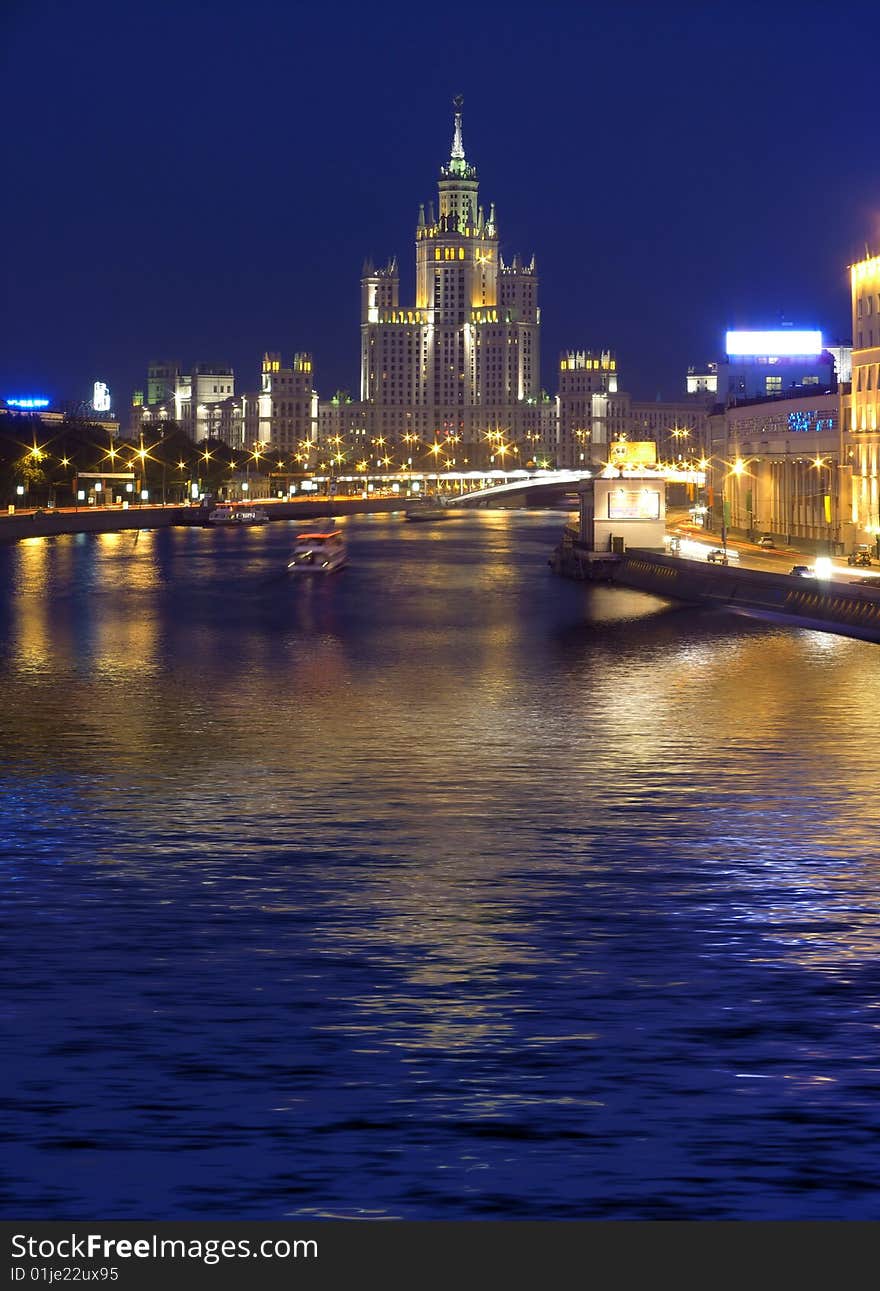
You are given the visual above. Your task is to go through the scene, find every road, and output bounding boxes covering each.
[665,511,878,586]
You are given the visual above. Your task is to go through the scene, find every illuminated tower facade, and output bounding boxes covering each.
[249,351,318,452]
[360,102,544,466]
[556,350,622,467]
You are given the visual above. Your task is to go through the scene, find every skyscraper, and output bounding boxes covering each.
[359,100,549,466]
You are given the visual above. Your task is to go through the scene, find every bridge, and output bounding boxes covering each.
[434,469,593,507]
[328,464,703,508]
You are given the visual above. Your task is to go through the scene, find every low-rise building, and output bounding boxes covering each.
[629,399,710,463]
[706,390,844,549]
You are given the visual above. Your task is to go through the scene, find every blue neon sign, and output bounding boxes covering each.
[788,411,836,433]
[6,397,50,409]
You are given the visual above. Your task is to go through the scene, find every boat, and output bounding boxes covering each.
[405,498,454,521]
[288,529,347,573]
[207,503,270,525]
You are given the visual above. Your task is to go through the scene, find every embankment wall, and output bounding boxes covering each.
[551,531,880,643]
[0,497,406,544]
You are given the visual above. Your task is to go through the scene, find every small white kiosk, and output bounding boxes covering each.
[577,442,667,553]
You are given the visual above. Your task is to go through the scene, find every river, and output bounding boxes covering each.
[2,511,880,1219]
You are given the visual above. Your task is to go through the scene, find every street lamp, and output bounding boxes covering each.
[811,455,834,555]
[670,426,690,460]
[247,448,263,498]
[714,456,747,552]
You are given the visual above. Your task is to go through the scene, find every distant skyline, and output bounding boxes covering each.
[2,0,877,413]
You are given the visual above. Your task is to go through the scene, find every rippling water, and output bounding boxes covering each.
[2,512,880,1219]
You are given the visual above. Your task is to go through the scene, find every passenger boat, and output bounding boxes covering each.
[207,503,270,525]
[288,529,347,573]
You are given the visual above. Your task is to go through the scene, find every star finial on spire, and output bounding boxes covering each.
[451,94,465,161]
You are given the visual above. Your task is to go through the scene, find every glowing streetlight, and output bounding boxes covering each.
[717,457,749,550]
[810,454,835,552]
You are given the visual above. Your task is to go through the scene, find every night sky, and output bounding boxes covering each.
[2,0,878,412]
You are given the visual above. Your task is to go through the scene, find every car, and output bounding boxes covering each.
[706,548,728,564]
[789,565,814,578]
[757,535,775,548]
[847,546,873,567]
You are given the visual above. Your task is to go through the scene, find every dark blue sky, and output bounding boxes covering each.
[2,0,878,411]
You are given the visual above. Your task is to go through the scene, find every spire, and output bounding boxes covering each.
[441,94,475,180]
[451,94,465,161]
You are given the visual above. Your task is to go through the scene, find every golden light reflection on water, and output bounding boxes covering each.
[5,516,880,996]
[7,533,160,677]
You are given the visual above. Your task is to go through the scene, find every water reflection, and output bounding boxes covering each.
[3,513,880,1218]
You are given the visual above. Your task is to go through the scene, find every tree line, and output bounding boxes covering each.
[0,417,293,505]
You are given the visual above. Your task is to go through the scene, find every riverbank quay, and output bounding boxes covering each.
[0,496,407,543]
[550,526,880,643]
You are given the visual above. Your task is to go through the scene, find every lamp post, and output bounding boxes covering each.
[60,456,71,509]
[249,447,263,498]
[159,431,167,505]
[811,455,834,556]
[720,474,727,551]
[201,447,213,502]
[671,426,690,462]
[716,456,746,552]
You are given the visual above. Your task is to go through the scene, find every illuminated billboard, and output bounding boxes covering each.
[608,440,657,469]
[6,397,50,409]
[725,330,823,357]
[92,381,111,412]
[607,487,661,520]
